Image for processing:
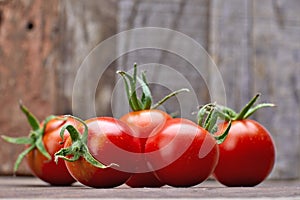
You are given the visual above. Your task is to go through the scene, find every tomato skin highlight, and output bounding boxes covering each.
[120,109,171,151]
[26,117,78,186]
[121,109,170,187]
[213,119,276,187]
[145,118,219,187]
[63,117,141,188]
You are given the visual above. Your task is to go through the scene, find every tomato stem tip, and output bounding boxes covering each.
[1,103,56,173]
[54,115,115,169]
[117,63,190,112]
[197,93,274,144]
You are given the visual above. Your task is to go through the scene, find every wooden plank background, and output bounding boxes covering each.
[0,0,299,179]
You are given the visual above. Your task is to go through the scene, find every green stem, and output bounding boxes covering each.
[243,103,275,119]
[117,67,143,111]
[1,102,60,172]
[234,93,260,120]
[1,135,33,145]
[54,115,117,169]
[19,101,40,131]
[137,74,152,110]
[35,134,51,160]
[117,71,138,110]
[215,105,237,121]
[214,121,231,144]
[197,93,274,144]
[197,104,231,143]
[13,145,35,174]
[117,63,189,112]
[151,88,190,109]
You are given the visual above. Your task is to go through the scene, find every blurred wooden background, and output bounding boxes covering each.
[0,0,299,179]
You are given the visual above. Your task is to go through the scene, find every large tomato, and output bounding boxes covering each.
[145,118,219,187]
[120,109,171,187]
[120,109,171,151]
[201,94,276,186]
[55,117,141,188]
[2,104,77,185]
[25,117,78,185]
[117,64,188,187]
[213,119,275,186]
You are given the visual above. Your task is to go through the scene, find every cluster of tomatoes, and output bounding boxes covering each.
[2,64,276,188]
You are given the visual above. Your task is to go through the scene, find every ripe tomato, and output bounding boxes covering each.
[198,94,276,186]
[145,118,219,187]
[213,119,275,186]
[120,109,171,151]
[2,104,77,186]
[26,117,79,185]
[117,63,188,187]
[56,117,141,188]
[120,109,171,187]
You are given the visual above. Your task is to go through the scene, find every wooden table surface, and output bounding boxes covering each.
[0,176,300,199]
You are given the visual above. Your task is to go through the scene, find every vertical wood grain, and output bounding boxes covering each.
[0,0,299,179]
[209,0,253,109]
[0,0,117,175]
[252,0,300,179]
[57,0,117,119]
[0,0,59,174]
[210,0,300,179]
[115,0,211,120]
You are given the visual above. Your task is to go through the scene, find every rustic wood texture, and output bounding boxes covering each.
[0,177,300,198]
[116,0,300,179]
[0,0,60,175]
[115,0,211,119]
[57,0,117,119]
[0,0,117,175]
[252,0,300,179]
[0,0,299,179]
[210,0,300,179]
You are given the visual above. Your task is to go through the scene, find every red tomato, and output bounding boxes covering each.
[62,117,141,188]
[2,103,78,186]
[213,119,276,186]
[120,109,170,187]
[145,118,219,187]
[120,110,171,151]
[26,117,79,185]
[117,63,189,187]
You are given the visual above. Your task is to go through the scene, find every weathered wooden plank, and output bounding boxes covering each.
[0,0,299,180]
[209,0,253,109]
[57,0,118,119]
[0,0,118,175]
[115,0,211,120]
[210,0,300,179]
[1,177,300,198]
[252,0,300,179]
[0,0,60,175]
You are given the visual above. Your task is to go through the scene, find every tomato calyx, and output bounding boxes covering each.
[206,93,275,121]
[117,63,189,111]
[233,93,275,120]
[197,103,232,144]
[1,102,59,173]
[197,93,275,144]
[54,115,117,169]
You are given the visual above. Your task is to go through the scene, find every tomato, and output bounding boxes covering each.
[120,109,171,187]
[213,119,275,186]
[56,117,141,188]
[2,104,77,186]
[26,117,79,185]
[120,109,171,151]
[117,64,191,187]
[198,94,276,187]
[116,64,189,187]
[145,118,219,187]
